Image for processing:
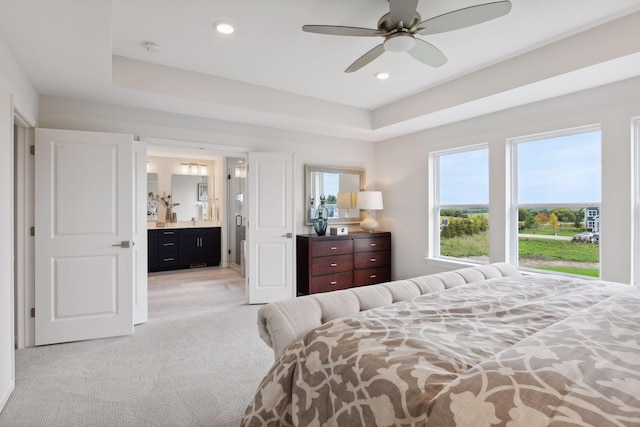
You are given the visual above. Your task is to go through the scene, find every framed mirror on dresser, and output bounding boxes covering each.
[305,165,366,225]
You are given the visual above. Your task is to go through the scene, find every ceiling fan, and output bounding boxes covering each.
[302,0,512,73]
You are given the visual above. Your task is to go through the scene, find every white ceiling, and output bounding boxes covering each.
[1,0,640,141]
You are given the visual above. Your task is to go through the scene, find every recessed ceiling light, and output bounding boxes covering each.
[214,21,234,35]
[144,42,161,53]
[375,72,390,80]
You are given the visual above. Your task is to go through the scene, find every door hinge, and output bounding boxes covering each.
[228,174,231,180]
[30,145,35,155]
[30,226,35,236]
[30,308,35,318]
[228,249,231,255]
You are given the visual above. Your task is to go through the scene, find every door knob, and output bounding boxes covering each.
[280,233,293,238]
[112,241,131,248]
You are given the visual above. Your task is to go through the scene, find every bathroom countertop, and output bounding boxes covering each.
[147,221,221,229]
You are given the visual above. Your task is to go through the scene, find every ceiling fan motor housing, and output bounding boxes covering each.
[383,32,416,52]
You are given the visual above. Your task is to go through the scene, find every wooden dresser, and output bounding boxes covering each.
[296,232,391,295]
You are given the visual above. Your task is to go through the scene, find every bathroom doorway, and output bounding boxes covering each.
[227,158,246,277]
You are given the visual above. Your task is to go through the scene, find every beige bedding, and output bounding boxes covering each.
[242,275,639,426]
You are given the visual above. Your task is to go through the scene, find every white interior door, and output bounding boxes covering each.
[133,140,148,325]
[247,152,295,304]
[35,128,135,345]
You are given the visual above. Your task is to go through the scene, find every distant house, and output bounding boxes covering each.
[585,207,600,232]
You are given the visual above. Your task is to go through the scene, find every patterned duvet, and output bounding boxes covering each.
[242,275,640,426]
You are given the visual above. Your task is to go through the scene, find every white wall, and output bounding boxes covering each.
[377,76,640,284]
[37,95,379,236]
[0,35,38,411]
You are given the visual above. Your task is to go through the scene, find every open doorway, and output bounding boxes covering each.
[145,143,247,321]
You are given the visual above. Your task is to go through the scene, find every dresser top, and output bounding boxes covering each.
[297,231,390,240]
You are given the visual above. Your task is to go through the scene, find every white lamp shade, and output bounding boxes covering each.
[356,191,383,210]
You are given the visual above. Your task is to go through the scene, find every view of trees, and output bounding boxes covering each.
[441,207,588,240]
[440,214,488,238]
[517,208,585,231]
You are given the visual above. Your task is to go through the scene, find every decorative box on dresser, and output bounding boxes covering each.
[296,232,391,295]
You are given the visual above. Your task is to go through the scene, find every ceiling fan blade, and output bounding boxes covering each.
[345,44,386,73]
[388,0,419,28]
[419,1,512,35]
[407,39,447,67]
[302,25,383,37]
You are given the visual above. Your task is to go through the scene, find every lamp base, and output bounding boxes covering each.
[359,212,379,233]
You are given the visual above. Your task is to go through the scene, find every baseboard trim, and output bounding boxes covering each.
[0,380,15,412]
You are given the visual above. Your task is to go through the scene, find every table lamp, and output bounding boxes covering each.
[356,191,383,232]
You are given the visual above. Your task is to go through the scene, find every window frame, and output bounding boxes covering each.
[634,117,640,284]
[509,124,602,274]
[428,143,489,264]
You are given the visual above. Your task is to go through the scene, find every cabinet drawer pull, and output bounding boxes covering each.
[330,281,338,285]
[163,243,174,246]
[163,257,175,262]
[370,258,376,262]
[163,231,175,235]
[330,263,338,267]
[370,243,376,247]
[370,274,377,279]
[330,246,338,250]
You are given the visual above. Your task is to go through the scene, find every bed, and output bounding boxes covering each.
[242,263,640,426]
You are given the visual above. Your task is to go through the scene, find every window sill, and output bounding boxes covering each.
[425,257,487,270]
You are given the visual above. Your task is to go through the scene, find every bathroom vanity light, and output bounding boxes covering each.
[181,163,208,175]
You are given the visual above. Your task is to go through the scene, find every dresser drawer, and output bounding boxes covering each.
[354,267,391,286]
[354,251,391,269]
[310,239,353,257]
[354,236,390,253]
[309,272,353,294]
[310,254,353,276]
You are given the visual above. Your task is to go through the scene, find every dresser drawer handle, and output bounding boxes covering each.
[370,258,376,262]
[330,281,338,285]
[330,247,338,250]
[163,243,174,246]
[163,231,175,235]
[370,243,376,247]
[163,257,175,262]
[330,263,338,267]
[370,274,377,279]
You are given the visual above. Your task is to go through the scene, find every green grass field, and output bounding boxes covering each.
[441,232,599,277]
[518,237,599,262]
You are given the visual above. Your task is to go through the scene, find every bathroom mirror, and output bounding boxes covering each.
[147,173,159,221]
[305,165,366,225]
[171,174,211,222]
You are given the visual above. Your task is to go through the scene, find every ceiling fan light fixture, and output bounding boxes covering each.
[214,21,234,35]
[383,33,415,52]
[375,72,390,80]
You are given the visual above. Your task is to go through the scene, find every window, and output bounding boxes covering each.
[512,127,601,277]
[432,145,489,263]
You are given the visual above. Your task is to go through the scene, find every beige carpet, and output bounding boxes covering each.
[0,269,273,426]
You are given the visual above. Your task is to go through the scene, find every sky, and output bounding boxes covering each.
[439,130,602,206]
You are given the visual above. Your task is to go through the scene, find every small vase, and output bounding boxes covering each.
[314,195,329,236]
[313,218,327,236]
[165,207,172,222]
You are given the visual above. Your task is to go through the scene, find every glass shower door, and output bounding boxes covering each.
[227,158,246,276]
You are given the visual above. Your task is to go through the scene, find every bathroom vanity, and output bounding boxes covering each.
[148,225,221,272]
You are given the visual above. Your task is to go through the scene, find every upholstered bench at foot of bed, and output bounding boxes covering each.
[258,262,520,358]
